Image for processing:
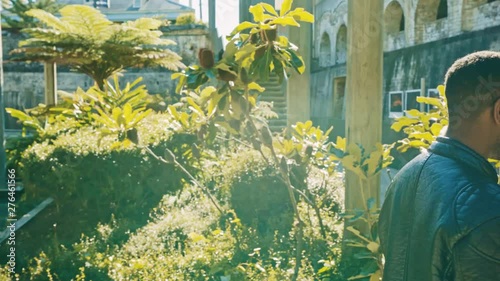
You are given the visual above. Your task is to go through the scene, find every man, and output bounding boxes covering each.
[379,51,500,281]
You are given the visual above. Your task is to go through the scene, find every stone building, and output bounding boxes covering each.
[310,0,500,149]
[59,0,193,22]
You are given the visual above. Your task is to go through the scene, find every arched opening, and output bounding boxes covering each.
[335,25,347,64]
[384,1,405,35]
[416,0,448,23]
[415,0,448,42]
[436,0,448,19]
[320,32,331,65]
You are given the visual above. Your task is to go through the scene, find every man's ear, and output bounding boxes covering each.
[494,98,500,125]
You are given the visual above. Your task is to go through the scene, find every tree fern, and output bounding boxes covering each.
[11,4,185,89]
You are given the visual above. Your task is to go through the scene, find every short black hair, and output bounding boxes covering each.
[444,51,500,128]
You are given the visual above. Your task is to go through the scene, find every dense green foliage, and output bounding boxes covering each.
[17,148,345,281]
[1,113,200,274]
[22,113,195,208]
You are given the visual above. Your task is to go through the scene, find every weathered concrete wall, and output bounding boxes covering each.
[2,26,211,129]
[311,0,500,135]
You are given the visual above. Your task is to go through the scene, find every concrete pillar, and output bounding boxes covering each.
[286,0,312,125]
[44,63,57,106]
[208,0,216,31]
[345,0,384,211]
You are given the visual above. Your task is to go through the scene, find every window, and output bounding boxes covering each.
[389,90,431,118]
[320,32,331,66]
[333,77,346,119]
[426,89,440,112]
[86,0,110,8]
[384,1,405,35]
[389,91,404,118]
[436,0,448,19]
[335,25,347,64]
[133,0,141,8]
[405,90,422,117]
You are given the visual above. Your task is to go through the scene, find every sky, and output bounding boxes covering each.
[177,0,240,43]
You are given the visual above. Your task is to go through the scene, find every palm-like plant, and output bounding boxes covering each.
[10,5,186,89]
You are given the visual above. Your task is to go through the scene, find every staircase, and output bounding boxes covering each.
[258,75,288,132]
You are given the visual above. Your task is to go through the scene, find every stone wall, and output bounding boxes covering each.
[310,0,500,146]
[2,25,211,129]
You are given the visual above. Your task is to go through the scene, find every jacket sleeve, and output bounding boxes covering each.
[452,217,500,281]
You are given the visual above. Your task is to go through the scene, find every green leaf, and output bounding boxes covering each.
[249,5,265,22]
[416,96,444,110]
[248,82,265,92]
[280,0,293,16]
[271,16,300,27]
[289,49,306,74]
[288,9,314,23]
[408,140,429,148]
[367,241,379,253]
[171,72,184,80]
[347,143,362,161]
[186,97,204,117]
[390,117,419,132]
[405,109,423,117]
[235,44,258,62]
[437,85,446,97]
[215,63,238,76]
[200,86,217,100]
[261,3,278,16]
[370,270,382,281]
[335,136,347,151]
[188,232,206,243]
[365,150,382,176]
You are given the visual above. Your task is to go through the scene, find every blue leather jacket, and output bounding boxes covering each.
[379,137,500,280]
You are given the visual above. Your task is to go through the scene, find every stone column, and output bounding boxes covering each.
[345,0,384,211]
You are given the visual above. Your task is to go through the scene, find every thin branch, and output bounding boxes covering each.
[142,146,224,214]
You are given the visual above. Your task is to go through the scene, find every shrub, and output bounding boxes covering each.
[175,13,197,25]
[4,113,200,276]
[18,148,345,281]
[22,113,195,206]
[221,149,295,237]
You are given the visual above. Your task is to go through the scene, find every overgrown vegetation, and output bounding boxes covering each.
[175,13,203,26]
[4,1,477,281]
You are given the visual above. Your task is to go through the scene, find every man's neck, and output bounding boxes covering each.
[446,131,490,159]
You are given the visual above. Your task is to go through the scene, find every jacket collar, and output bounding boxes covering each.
[429,137,498,183]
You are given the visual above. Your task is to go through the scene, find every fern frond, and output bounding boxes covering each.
[25,8,69,32]
[59,5,112,38]
[123,18,163,30]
